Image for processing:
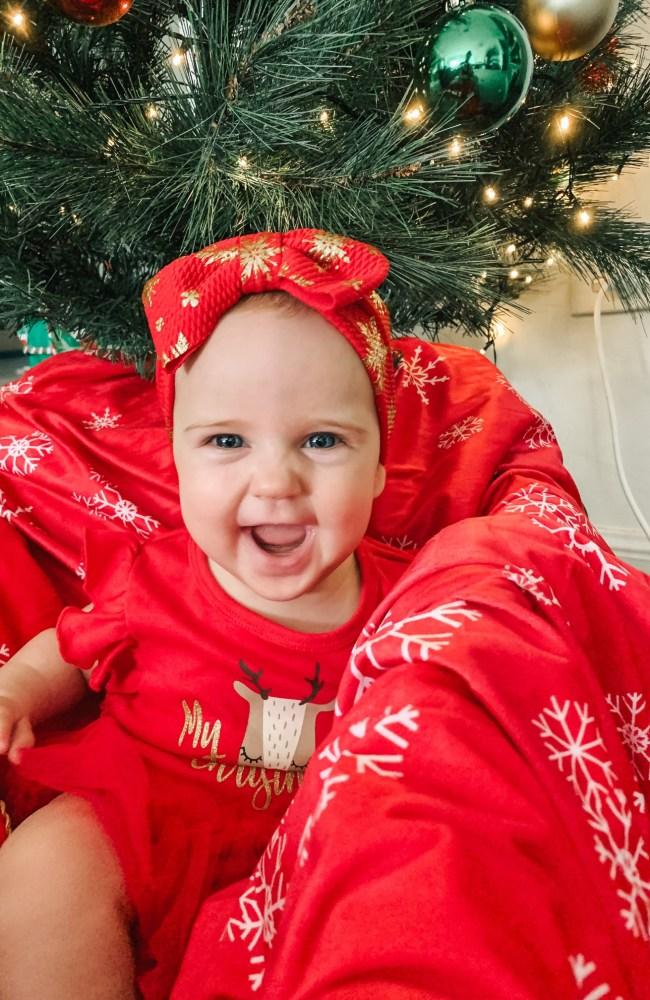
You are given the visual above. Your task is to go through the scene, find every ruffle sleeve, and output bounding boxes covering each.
[56,525,141,692]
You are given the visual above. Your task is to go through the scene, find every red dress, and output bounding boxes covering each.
[18,526,413,999]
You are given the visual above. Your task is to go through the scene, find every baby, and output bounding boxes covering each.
[0,230,413,1000]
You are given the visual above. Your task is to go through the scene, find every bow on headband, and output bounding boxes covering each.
[142,229,395,458]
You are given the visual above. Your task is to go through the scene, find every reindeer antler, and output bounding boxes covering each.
[239,660,271,700]
[299,662,324,705]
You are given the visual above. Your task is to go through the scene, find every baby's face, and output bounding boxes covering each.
[172,300,385,616]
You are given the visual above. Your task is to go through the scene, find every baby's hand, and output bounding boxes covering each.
[0,696,35,764]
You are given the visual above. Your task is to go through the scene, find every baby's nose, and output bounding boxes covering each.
[250,452,303,499]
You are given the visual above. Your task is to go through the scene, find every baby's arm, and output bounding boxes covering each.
[0,626,89,764]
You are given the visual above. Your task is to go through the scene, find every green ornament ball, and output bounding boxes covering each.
[415,4,534,134]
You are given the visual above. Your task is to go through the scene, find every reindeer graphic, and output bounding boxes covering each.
[233,660,335,771]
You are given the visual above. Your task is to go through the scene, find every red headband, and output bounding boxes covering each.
[142,229,395,459]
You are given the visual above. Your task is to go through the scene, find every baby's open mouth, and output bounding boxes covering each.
[249,524,308,554]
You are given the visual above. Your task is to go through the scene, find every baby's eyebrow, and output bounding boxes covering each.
[183,418,370,436]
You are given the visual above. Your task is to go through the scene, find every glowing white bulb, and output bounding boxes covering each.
[558,112,572,134]
[525,275,533,285]
[523,196,533,208]
[483,185,498,203]
[493,321,507,339]
[577,208,592,227]
[449,137,463,157]
[403,103,423,124]
[319,109,331,125]
[171,49,185,67]
[8,8,26,28]
[509,268,519,280]
[237,155,250,169]
[145,104,160,120]
[546,255,556,267]
[505,243,517,256]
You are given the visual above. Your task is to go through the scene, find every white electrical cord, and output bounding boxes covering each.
[593,280,650,543]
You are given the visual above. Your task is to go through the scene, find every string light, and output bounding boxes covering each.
[493,320,507,339]
[237,154,250,170]
[170,49,185,67]
[505,243,517,257]
[403,102,424,125]
[577,208,592,227]
[525,275,533,285]
[557,111,573,135]
[145,104,160,120]
[6,7,27,32]
[319,109,332,127]
[523,196,533,208]
[509,268,519,279]
[483,185,498,203]
[546,255,556,267]
[449,137,463,157]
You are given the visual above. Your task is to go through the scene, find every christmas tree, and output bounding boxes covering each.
[1,0,650,366]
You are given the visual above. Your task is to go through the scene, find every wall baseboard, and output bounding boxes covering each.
[597,524,650,575]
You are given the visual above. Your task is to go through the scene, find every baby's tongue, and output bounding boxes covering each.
[251,524,306,549]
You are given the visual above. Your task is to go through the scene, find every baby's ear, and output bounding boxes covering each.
[373,463,386,498]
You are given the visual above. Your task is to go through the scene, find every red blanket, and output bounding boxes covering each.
[1,343,648,997]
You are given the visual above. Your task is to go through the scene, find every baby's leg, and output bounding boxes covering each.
[0,793,136,1000]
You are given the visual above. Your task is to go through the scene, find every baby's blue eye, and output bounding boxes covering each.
[210,434,244,449]
[305,432,340,449]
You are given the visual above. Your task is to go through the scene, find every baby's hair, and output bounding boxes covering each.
[229,290,313,317]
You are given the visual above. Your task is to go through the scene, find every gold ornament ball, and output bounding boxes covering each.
[520,0,619,60]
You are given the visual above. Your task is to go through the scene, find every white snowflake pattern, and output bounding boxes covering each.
[397,345,449,405]
[222,826,288,993]
[502,565,560,608]
[72,470,160,538]
[0,487,32,523]
[75,562,86,581]
[0,432,53,476]
[607,694,650,784]
[298,705,420,868]
[437,415,484,450]
[569,953,624,999]
[523,415,557,451]
[379,534,419,551]
[0,375,34,404]
[82,407,122,431]
[0,643,10,666]
[501,484,629,593]
[535,698,650,940]
[495,373,526,403]
[345,601,482,709]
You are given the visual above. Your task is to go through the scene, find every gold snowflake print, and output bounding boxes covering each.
[238,237,280,280]
[342,278,363,291]
[387,394,396,432]
[142,275,160,307]
[161,331,189,367]
[195,246,238,266]
[278,262,314,287]
[357,317,388,390]
[305,231,351,264]
[369,290,389,319]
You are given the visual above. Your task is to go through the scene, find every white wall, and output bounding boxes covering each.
[442,187,650,575]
